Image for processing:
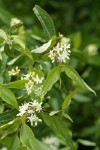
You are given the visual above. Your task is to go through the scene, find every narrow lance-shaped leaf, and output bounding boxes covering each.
[32,36,57,53]
[0,110,17,125]
[5,80,28,90]
[20,124,52,150]
[42,113,74,149]
[0,118,21,139]
[77,139,96,146]
[12,35,33,60]
[33,5,56,40]
[62,88,78,111]
[8,134,20,150]
[41,66,61,99]
[0,83,18,109]
[0,29,7,40]
[0,53,8,83]
[63,113,73,123]
[63,65,96,95]
[20,123,38,150]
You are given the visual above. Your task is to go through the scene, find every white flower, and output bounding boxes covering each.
[17,101,42,126]
[22,72,35,80]
[57,50,70,63]
[8,66,20,76]
[22,71,44,95]
[33,75,44,84]
[61,43,70,50]
[27,114,42,126]
[42,135,60,150]
[30,100,42,112]
[25,80,34,95]
[17,103,29,116]
[11,18,22,26]
[49,51,55,63]
[23,73,31,80]
[49,42,71,63]
[34,86,42,97]
[86,44,98,56]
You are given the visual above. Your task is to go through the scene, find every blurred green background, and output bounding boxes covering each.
[0,0,100,149]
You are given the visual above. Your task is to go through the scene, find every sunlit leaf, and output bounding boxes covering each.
[5,80,28,90]
[0,29,7,40]
[8,134,20,150]
[42,113,74,149]
[32,36,57,53]
[41,66,61,99]
[20,123,38,150]
[12,35,33,60]
[0,118,21,139]
[0,83,18,109]
[33,5,56,40]
[78,139,96,146]
[63,65,96,95]
[62,89,78,110]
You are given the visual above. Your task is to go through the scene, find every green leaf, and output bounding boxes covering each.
[41,66,61,99]
[63,113,73,123]
[33,5,56,40]
[42,113,74,149]
[11,35,25,49]
[82,80,96,95]
[12,35,33,60]
[73,32,82,49]
[16,146,28,150]
[0,53,8,83]
[0,29,7,40]
[62,89,78,110]
[20,124,55,150]
[0,83,18,109]
[0,7,14,24]
[0,118,21,139]
[32,36,57,53]
[77,139,96,146]
[0,110,17,125]
[7,54,28,66]
[4,43,15,57]
[63,65,96,95]
[49,110,61,116]
[20,123,38,150]
[0,103,4,113]
[5,80,28,90]
[8,134,20,150]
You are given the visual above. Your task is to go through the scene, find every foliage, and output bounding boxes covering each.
[0,1,100,150]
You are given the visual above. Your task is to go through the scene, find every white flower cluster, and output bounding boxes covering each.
[17,100,42,126]
[22,72,44,95]
[86,44,98,56]
[8,66,20,76]
[49,42,71,63]
[10,18,22,27]
[42,135,60,150]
